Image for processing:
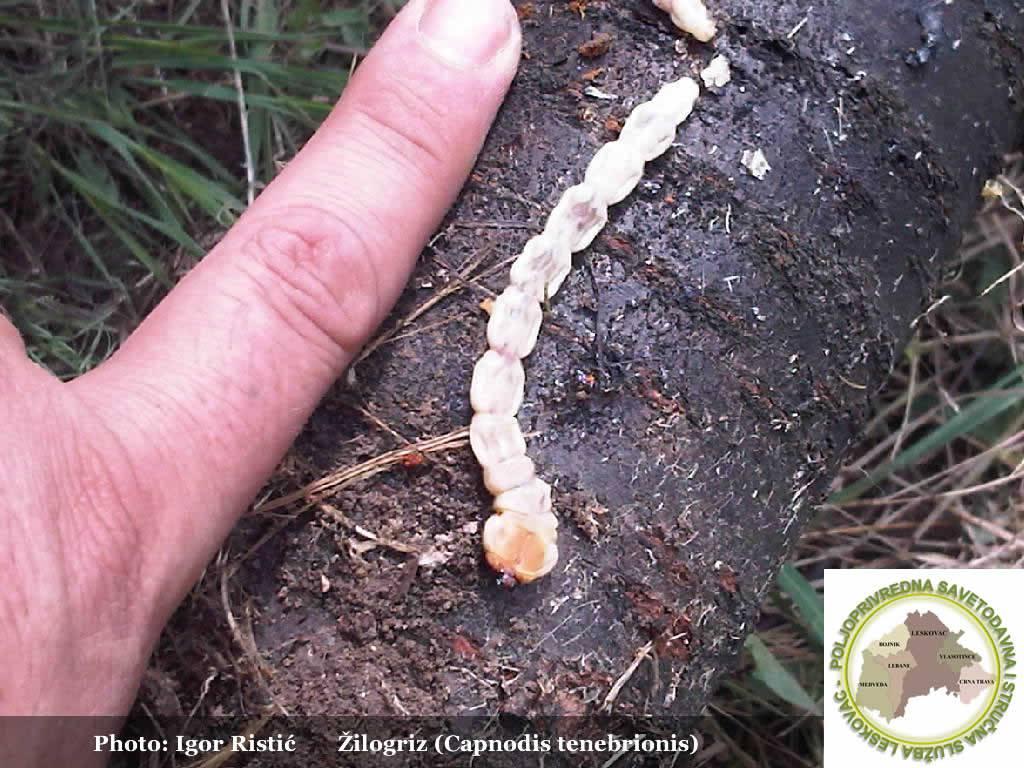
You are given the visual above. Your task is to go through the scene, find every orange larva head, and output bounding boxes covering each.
[482,512,559,585]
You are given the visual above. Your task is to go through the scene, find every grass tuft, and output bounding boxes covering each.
[0,0,393,376]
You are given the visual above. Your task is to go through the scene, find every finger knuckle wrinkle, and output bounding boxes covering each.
[350,75,451,174]
[58,424,147,594]
[240,209,383,361]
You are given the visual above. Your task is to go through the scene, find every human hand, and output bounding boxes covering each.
[0,0,520,762]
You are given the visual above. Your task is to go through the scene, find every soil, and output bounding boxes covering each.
[137,0,1024,755]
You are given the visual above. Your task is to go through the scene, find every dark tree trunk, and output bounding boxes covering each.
[154,0,1024,726]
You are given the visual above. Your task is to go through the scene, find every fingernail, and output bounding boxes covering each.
[418,0,514,66]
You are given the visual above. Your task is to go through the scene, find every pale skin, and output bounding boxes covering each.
[0,0,521,763]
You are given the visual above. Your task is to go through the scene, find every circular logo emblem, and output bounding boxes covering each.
[830,579,1016,760]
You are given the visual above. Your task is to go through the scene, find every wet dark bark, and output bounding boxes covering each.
[152,0,1024,725]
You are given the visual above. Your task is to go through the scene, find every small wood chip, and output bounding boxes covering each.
[578,32,614,59]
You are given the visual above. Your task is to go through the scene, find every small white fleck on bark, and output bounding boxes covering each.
[701,54,732,89]
[741,148,772,180]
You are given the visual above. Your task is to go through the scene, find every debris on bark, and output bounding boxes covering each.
[741,148,771,179]
[700,54,731,88]
[578,31,614,59]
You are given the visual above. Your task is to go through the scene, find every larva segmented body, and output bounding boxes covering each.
[652,0,717,42]
[471,76,702,585]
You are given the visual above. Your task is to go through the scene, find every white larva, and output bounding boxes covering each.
[653,0,717,42]
[509,234,572,300]
[469,413,527,467]
[482,513,559,583]
[483,454,536,496]
[470,350,525,416]
[487,286,544,359]
[619,80,700,161]
[493,477,553,518]
[545,184,609,253]
[470,75,703,585]
[584,141,646,205]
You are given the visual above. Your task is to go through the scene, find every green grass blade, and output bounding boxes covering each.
[130,77,330,121]
[240,0,279,178]
[777,564,824,647]
[0,0,365,378]
[50,157,201,259]
[108,52,345,94]
[131,142,244,218]
[80,120,190,222]
[831,364,1024,503]
[744,634,822,715]
[0,15,333,44]
[138,115,249,185]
